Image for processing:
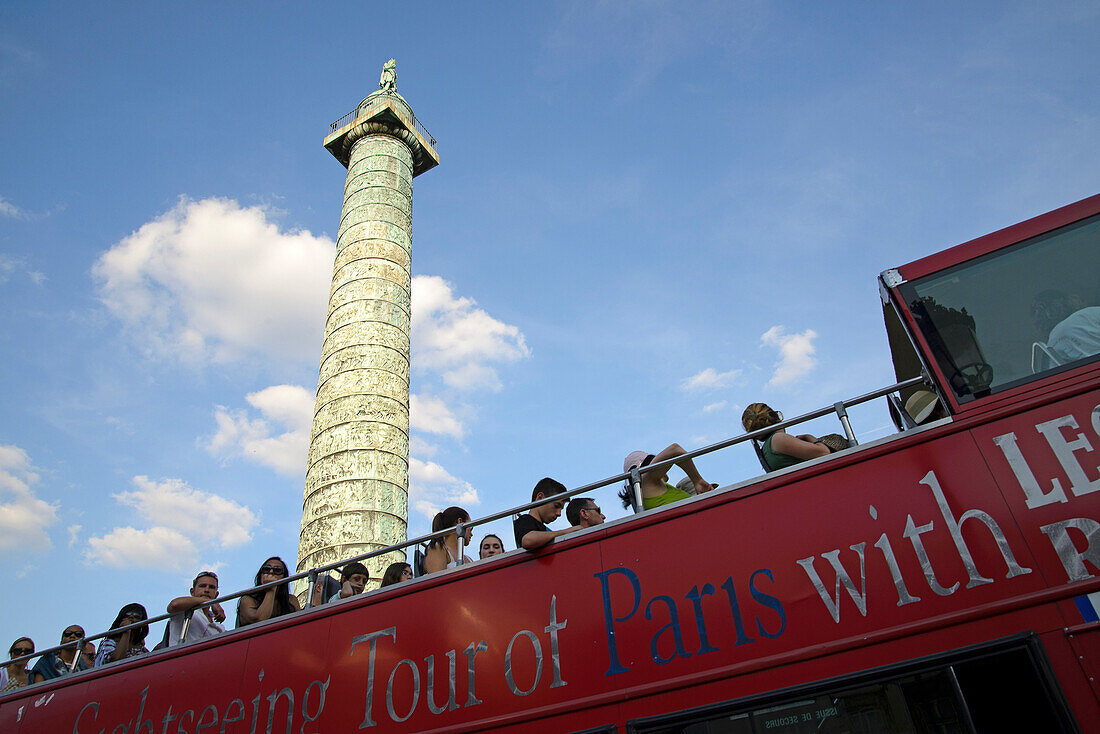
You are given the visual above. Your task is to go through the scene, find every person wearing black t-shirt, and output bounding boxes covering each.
[513,477,581,550]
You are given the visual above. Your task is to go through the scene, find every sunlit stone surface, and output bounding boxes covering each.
[298,66,438,591]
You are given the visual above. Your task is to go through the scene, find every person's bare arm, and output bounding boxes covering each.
[520,525,579,550]
[238,588,277,625]
[108,631,131,663]
[167,595,205,614]
[771,432,830,460]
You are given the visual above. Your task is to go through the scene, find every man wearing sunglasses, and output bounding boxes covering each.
[166,571,226,646]
[31,625,89,683]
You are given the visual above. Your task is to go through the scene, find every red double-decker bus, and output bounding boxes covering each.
[2,194,1098,733]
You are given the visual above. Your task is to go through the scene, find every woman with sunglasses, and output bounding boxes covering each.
[741,403,841,472]
[95,603,150,666]
[236,557,300,627]
[2,638,34,691]
[31,625,89,682]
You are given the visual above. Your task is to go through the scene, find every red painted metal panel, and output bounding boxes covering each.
[972,388,1100,597]
[4,400,1097,732]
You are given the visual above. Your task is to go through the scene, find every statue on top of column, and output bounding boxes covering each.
[379,59,397,93]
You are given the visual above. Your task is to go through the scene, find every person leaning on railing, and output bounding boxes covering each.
[166,570,226,646]
[31,625,88,682]
[742,403,847,472]
[95,604,150,666]
[619,445,715,510]
[2,638,34,691]
[236,557,300,627]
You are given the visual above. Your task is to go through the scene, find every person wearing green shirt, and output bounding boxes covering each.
[619,444,714,511]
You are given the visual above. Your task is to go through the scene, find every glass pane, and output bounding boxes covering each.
[902,213,1100,402]
[642,671,965,733]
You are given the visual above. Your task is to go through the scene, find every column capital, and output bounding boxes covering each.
[324,92,439,176]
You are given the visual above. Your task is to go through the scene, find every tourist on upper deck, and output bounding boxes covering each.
[2,638,34,691]
[31,626,88,682]
[236,557,301,627]
[566,497,606,528]
[327,561,370,602]
[619,445,714,511]
[514,478,580,550]
[80,641,95,669]
[380,562,413,587]
[478,534,505,559]
[166,571,226,646]
[95,603,150,666]
[741,403,848,472]
[1031,290,1100,365]
[424,506,475,573]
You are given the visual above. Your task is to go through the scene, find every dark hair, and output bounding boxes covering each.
[479,534,503,550]
[566,497,595,526]
[8,637,33,657]
[432,506,470,533]
[531,477,566,502]
[109,603,149,645]
[341,561,369,581]
[380,562,411,587]
[236,557,294,628]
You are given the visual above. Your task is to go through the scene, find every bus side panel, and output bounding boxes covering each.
[1042,627,1100,729]
[970,388,1100,613]
[592,428,1049,701]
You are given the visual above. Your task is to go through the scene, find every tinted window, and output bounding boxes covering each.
[900,213,1100,402]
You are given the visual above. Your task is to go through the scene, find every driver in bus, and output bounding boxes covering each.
[1031,289,1100,365]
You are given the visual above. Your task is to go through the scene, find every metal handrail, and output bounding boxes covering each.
[328,101,437,149]
[5,372,931,680]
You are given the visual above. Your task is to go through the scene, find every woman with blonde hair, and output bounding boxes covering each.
[423,506,474,573]
[742,403,846,471]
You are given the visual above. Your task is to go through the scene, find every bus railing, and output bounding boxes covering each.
[5,372,931,678]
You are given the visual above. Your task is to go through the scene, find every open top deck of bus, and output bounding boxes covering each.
[2,194,1099,733]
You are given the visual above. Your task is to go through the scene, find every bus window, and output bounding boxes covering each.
[899,213,1100,403]
[633,641,1074,733]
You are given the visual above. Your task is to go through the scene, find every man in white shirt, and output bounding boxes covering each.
[166,571,226,646]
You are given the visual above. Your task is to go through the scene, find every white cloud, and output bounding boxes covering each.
[409,435,438,459]
[412,275,530,391]
[702,401,727,413]
[86,526,198,572]
[84,475,258,572]
[408,457,480,520]
[204,384,313,477]
[681,367,741,392]
[761,326,818,387]
[0,444,58,552]
[677,367,739,396]
[67,524,82,548]
[410,394,463,438]
[0,196,27,219]
[93,197,334,365]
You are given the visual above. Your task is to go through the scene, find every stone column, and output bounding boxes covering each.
[298,76,438,589]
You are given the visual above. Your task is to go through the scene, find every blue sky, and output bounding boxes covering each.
[1,1,1098,652]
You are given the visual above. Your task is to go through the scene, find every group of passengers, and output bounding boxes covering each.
[2,398,892,692]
